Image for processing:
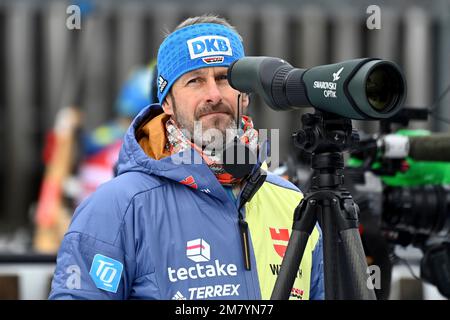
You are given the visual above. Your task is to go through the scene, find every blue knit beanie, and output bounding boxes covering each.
[157,23,245,103]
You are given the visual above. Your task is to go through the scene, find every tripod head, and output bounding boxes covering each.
[271,111,377,300]
[293,111,360,155]
[292,111,361,191]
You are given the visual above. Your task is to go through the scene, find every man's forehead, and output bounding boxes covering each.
[182,67,228,78]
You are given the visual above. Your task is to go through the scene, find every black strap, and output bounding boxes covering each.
[237,168,267,270]
[238,168,267,211]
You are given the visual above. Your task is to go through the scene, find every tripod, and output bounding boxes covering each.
[271,111,377,300]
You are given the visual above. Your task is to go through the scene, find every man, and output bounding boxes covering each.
[49,14,324,300]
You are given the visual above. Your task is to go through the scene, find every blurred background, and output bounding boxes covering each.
[0,0,449,300]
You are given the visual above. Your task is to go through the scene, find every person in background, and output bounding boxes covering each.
[33,63,157,253]
[76,64,157,204]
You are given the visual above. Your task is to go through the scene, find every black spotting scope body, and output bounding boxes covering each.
[227,56,407,120]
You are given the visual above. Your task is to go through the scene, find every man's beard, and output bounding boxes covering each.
[171,97,238,153]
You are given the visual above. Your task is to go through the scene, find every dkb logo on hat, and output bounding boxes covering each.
[187,35,232,59]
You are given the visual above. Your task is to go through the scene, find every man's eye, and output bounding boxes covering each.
[187,78,199,85]
[217,74,228,81]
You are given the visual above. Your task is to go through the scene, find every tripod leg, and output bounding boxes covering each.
[321,196,377,300]
[320,201,342,299]
[340,229,377,299]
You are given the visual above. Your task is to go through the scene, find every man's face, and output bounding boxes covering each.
[162,67,249,149]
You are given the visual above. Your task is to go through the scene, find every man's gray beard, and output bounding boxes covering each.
[169,94,239,155]
[192,120,238,155]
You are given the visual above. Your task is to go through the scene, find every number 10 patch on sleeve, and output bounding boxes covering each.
[89,254,123,293]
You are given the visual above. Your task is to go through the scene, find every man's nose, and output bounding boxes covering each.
[204,80,223,105]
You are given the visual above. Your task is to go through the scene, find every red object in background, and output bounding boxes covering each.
[42,132,57,165]
[358,224,365,235]
[77,140,123,204]
[35,179,62,228]
[400,160,410,172]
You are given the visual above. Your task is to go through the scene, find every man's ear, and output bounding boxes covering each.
[161,94,174,116]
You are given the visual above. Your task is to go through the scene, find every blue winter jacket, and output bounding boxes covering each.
[49,104,324,300]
